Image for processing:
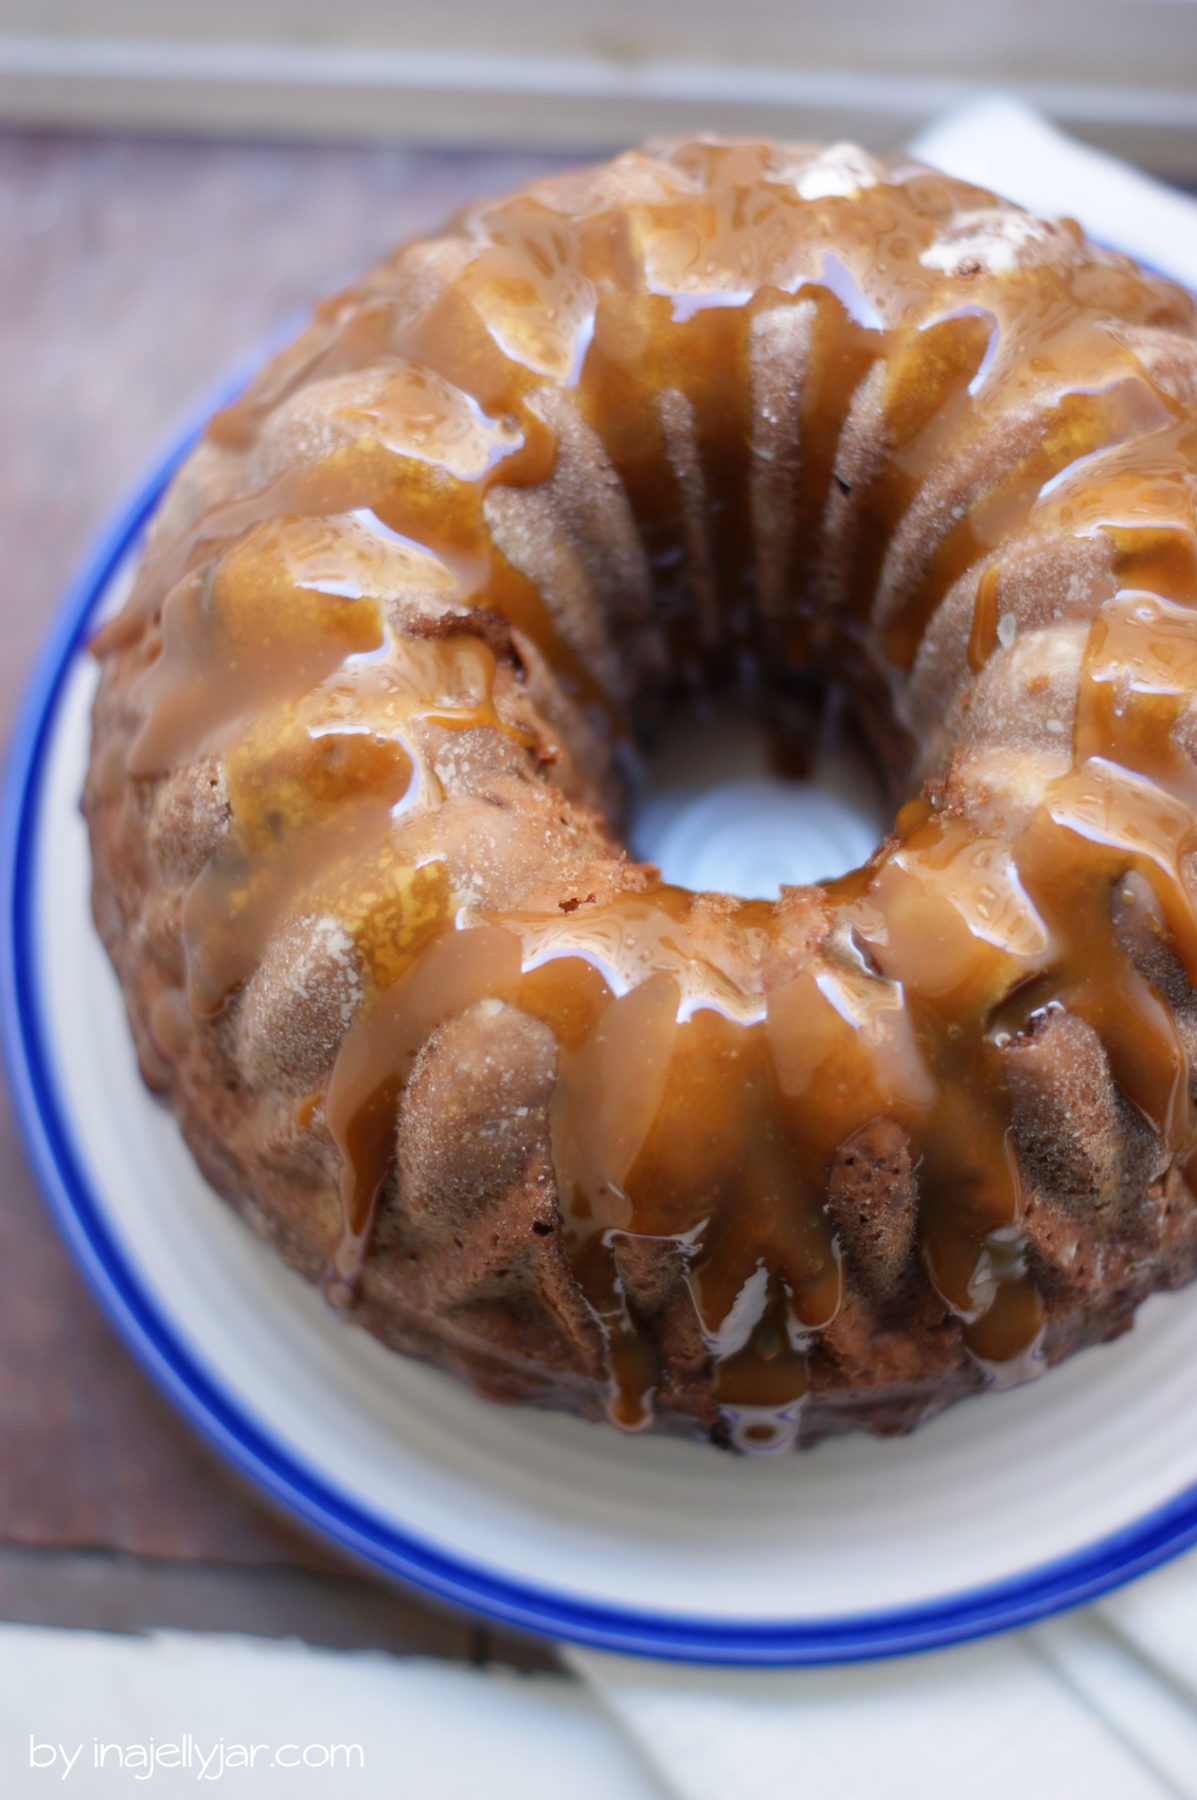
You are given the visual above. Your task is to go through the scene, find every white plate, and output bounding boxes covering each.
[6,411,1197,1667]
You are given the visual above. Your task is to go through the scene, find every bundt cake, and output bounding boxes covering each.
[85,138,1197,1452]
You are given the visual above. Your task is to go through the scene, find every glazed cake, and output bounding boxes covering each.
[86,139,1197,1451]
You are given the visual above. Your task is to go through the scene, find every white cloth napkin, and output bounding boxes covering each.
[567,97,1197,1800]
[0,1623,667,1799]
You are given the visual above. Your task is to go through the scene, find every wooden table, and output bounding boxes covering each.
[0,130,571,1665]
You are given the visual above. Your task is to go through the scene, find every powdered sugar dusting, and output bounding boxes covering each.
[234,913,365,1092]
[921,209,1067,278]
[793,146,880,203]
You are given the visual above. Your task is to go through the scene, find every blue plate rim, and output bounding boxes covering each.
[6,375,1197,1668]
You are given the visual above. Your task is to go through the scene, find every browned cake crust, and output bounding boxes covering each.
[85,140,1197,1451]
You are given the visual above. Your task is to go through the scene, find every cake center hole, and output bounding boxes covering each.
[626,696,891,901]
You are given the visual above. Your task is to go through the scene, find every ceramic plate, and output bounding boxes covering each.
[7,383,1197,1668]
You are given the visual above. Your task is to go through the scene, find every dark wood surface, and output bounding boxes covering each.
[0,130,570,1663]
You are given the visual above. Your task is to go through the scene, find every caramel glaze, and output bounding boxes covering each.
[88,140,1197,1450]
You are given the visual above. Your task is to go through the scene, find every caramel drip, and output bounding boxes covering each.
[180,632,525,1014]
[95,141,1197,1439]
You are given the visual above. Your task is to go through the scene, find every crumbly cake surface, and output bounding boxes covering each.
[86,139,1197,1451]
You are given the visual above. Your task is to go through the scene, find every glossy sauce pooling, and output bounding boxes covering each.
[101,141,1197,1446]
